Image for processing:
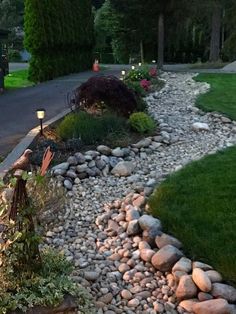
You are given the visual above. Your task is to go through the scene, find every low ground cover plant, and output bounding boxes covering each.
[149,146,236,284]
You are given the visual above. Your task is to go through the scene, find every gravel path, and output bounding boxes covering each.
[44,72,236,314]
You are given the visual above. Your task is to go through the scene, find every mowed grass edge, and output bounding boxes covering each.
[149,146,236,285]
[194,73,236,120]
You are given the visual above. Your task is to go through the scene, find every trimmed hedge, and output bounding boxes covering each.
[24,0,94,82]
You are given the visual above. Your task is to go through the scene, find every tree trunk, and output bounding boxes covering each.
[209,3,221,62]
[140,40,144,63]
[221,8,225,49]
[158,12,164,69]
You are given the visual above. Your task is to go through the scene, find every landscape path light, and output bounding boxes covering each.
[131,65,135,70]
[121,70,126,80]
[138,62,142,67]
[36,108,46,136]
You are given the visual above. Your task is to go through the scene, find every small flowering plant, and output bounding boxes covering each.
[126,66,151,82]
[149,67,157,77]
[140,79,151,91]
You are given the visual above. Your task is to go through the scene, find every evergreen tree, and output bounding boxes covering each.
[24,0,94,82]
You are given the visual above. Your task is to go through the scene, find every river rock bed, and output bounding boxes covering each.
[44,72,236,314]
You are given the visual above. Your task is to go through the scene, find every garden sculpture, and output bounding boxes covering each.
[41,146,54,176]
[11,149,33,171]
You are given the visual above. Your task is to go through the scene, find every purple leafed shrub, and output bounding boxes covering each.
[74,75,138,117]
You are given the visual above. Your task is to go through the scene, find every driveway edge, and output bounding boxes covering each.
[0,107,71,179]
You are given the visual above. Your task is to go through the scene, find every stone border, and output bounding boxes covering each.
[0,107,72,180]
[91,192,236,313]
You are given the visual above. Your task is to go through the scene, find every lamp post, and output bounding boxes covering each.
[138,62,142,67]
[36,108,45,136]
[131,65,135,70]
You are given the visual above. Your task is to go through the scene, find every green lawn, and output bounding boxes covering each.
[149,147,236,285]
[194,73,236,120]
[5,69,34,89]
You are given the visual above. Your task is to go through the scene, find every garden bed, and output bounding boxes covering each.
[29,117,158,168]
[29,67,163,168]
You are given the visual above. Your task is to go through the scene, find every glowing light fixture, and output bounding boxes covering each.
[36,108,46,136]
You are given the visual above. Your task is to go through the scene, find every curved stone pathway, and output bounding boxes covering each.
[44,72,236,314]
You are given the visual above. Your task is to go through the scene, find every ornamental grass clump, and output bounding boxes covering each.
[129,112,156,134]
[57,111,128,145]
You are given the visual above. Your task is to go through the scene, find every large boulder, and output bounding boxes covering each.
[138,215,162,232]
[126,208,140,222]
[155,233,182,249]
[179,299,199,312]
[126,220,141,236]
[211,283,236,303]
[97,145,111,155]
[192,122,210,132]
[192,268,212,292]
[205,270,222,283]
[192,298,231,314]
[176,275,198,300]
[111,161,135,177]
[172,257,192,273]
[140,249,155,262]
[111,147,124,157]
[52,162,69,172]
[151,245,183,272]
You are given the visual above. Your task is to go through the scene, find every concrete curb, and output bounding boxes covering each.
[0,107,71,179]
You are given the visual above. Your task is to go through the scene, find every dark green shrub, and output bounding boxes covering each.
[75,76,138,117]
[57,111,128,144]
[129,112,156,134]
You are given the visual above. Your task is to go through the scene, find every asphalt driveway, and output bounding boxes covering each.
[0,67,120,157]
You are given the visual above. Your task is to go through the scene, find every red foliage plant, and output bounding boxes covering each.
[74,76,138,117]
